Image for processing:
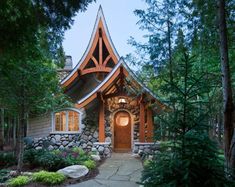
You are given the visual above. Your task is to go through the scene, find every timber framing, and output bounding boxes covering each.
[61,6,119,88]
[75,58,167,110]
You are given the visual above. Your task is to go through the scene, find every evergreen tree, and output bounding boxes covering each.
[141,34,233,186]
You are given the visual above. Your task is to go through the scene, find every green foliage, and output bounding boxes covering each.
[7,176,30,187]
[72,147,85,155]
[36,151,66,171]
[32,171,66,185]
[24,148,93,171]
[0,152,16,167]
[60,148,90,166]
[24,149,66,171]
[141,49,233,186]
[0,169,10,183]
[83,159,96,170]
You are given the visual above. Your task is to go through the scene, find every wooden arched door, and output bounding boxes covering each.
[114,111,131,151]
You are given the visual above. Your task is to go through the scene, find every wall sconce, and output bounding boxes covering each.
[118,97,127,108]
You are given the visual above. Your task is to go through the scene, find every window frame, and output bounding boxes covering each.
[51,108,82,134]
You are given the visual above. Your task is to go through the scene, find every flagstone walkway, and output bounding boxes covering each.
[68,153,143,187]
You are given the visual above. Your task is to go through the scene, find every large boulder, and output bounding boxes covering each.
[91,154,101,161]
[57,165,89,179]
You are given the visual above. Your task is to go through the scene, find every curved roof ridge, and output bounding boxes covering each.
[61,5,120,85]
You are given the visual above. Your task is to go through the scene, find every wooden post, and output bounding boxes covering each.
[139,99,145,142]
[147,108,154,142]
[98,93,105,142]
[99,28,103,65]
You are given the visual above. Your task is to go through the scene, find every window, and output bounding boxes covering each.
[53,109,81,133]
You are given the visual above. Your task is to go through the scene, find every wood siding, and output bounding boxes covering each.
[28,113,51,138]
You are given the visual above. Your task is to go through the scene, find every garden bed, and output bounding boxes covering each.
[0,147,105,187]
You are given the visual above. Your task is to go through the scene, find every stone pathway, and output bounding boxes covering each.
[68,153,143,187]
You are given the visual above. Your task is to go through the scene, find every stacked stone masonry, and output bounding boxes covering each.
[133,142,160,156]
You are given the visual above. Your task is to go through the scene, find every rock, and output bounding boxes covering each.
[22,172,33,176]
[98,146,104,153]
[91,154,101,161]
[82,134,88,140]
[82,143,87,149]
[62,141,69,146]
[54,135,61,142]
[139,146,144,150]
[87,141,93,146]
[105,127,111,131]
[68,135,73,141]
[91,147,97,152]
[93,132,98,138]
[104,148,110,155]
[91,138,97,143]
[35,146,42,150]
[133,147,138,154]
[57,165,89,179]
[88,135,92,140]
[9,170,17,177]
[84,131,90,136]
[50,138,56,145]
[48,145,54,151]
[61,137,66,141]
[105,137,111,142]
[67,142,74,147]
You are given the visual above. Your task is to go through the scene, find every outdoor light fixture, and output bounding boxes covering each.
[118,97,127,104]
[118,97,127,108]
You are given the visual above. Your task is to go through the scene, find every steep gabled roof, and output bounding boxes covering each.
[61,6,120,87]
[75,58,167,110]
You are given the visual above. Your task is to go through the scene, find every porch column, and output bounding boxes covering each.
[146,108,154,142]
[98,94,105,142]
[139,100,145,142]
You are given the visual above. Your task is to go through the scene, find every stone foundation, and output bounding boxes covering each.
[92,142,112,157]
[31,123,99,153]
[133,142,160,156]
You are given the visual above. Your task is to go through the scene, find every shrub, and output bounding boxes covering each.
[24,149,66,171]
[83,159,96,169]
[60,148,90,166]
[36,152,66,171]
[72,147,85,155]
[7,176,30,187]
[0,152,16,167]
[23,149,40,165]
[32,171,66,185]
[0,169,10,183]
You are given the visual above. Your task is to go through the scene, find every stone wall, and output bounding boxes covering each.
[31,120,99,152]
[92,142,112,157]
[133,142,160,156]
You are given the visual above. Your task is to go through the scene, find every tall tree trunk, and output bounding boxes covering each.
[0,108,4,150]
[167,18,173,84]
[217,0,234,169]
[17,107,26,173]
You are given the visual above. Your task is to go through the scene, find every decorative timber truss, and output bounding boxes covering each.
[61,6,119,88]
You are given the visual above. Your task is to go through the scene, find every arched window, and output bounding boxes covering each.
[52,108,82,133]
